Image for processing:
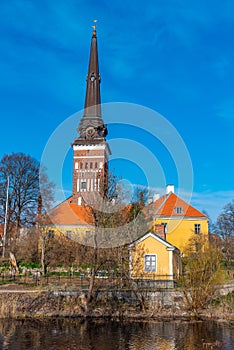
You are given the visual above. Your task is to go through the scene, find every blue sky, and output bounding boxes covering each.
[0,0,234,222]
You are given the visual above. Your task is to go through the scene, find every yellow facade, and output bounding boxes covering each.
[130,232,181,280]
[41,224,94,246]
[154,217,209,252]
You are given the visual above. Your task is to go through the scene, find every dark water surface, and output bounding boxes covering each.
[0,318,233,350]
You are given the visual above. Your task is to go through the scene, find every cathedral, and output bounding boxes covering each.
[48,27,209,266]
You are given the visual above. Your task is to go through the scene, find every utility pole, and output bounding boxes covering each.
[2,176,9,258]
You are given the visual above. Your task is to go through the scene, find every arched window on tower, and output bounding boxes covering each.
[81,181,87,190]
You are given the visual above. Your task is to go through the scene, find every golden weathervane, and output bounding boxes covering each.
[92,19,98,30]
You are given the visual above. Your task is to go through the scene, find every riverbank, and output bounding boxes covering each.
[0,285,233,323]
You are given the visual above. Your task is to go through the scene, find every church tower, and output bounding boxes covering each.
[71,27,111,205]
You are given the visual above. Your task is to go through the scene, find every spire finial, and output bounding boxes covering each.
[92,19,97,35]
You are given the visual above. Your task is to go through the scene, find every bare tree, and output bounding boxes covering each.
[14,227,39,262]
[76,174,149,312]
[0,152,54,254]
[213,201,234,266]
[79,173,123,309]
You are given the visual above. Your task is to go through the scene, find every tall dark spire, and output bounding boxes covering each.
[78,28,107,139]
[72,25,111,204]
[84,29,101,115]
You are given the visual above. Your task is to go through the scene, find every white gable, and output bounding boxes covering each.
[130,231,177,250]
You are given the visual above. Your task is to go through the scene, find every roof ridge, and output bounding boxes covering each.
[152,192,171,216]
[47,196,72,214]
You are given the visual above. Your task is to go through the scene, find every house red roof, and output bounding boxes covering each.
[144,192,207,218]
[48,198,93,226]
[48,191,207,227]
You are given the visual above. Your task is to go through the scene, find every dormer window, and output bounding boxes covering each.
[174,206,183,214]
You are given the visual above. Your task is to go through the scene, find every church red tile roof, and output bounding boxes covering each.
[48,198,93,226]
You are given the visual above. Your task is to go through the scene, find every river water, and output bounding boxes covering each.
[0,319,233,349]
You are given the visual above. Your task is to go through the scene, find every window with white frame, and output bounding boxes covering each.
[66,230,72,239]
[194,223,201,234]
[144,254,157,272]
[174,206,183,214]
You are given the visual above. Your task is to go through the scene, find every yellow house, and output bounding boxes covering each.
[129,231,181,283]
[145,187,209,253]
[44,197,94,245]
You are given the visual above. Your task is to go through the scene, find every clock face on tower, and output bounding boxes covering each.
[86,127,95,138]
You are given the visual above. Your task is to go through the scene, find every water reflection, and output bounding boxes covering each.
[0,318,233,349]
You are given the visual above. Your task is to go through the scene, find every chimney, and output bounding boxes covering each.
[154,224,167,240]
[166,184,174,194]
[153,193,160,202]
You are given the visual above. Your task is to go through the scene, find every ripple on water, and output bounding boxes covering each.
[0,319,233,350]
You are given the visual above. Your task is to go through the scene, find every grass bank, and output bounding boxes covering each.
[0,286,233,323]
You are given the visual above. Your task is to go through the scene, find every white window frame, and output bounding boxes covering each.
[66,230,72,239]
[144,254,157,272]
[194,223,201,234]
[174,206,183,214]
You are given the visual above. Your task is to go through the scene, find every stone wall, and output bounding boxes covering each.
[52,281,234,309]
